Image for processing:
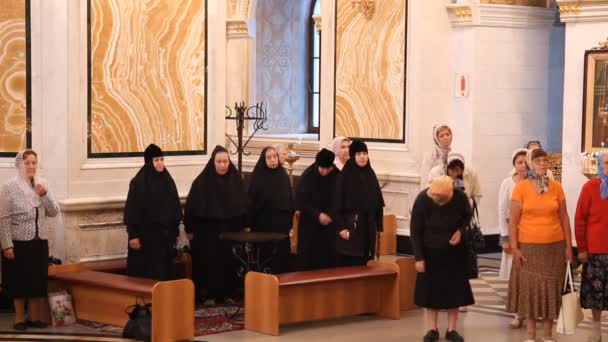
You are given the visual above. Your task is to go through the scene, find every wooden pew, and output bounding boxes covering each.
[47,264,194,342]
[81,252,192,279]
[378,255,417,311]
[244,260,400,335]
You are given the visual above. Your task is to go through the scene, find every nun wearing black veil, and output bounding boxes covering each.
[184,146,246,304]
[295,148,339,270]
[123,144,182,281]
[333,140,385,267]
[247,146,294,273]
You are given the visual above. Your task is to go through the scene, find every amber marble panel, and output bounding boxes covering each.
[334,0,406,141]
[89,0,206,155]
[0,0,29,154]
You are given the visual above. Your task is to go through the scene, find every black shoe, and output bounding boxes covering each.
[26,320,48,328]
[423,329,440,342]
[13,322,27,331]
[445,330,464,342]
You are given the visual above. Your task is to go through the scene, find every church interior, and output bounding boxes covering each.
[1,0,608,341]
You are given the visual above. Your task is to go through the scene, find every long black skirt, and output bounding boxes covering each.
[1,239,49,299]
[414,244,475,310]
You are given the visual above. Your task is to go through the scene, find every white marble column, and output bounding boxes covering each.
[446,2,561,234]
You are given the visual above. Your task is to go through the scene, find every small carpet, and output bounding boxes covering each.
[78,304,244,337]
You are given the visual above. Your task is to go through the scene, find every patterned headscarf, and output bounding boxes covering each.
[598,150,608,199]
[526,148,549,194]
[432,124,452,168]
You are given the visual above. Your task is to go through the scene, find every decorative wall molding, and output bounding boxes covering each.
[480,0,548,7]
[227,18,255,38]
[447,3,556,27]
[228,0,255,19]
[557,0,608,22]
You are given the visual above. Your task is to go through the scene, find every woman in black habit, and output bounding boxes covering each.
[248,146,294,273]
[296,148,339,270]
[123,144,182,281]
[184,145,246,305]
[334,140,385,267]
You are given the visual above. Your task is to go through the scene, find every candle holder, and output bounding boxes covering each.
[581,152,599,179]
[225,102,269,173]
[285,144,300,187]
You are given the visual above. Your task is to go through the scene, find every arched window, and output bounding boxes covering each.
[307,0,321,134]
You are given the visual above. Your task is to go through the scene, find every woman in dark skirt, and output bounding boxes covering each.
[333,140,384,267]
[247,146,294,274]
[184,146,247,305]
[410,175,473,342]
[123,144,182,281]
[0,150,60,330]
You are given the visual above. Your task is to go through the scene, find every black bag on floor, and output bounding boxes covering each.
[123,301,151,342]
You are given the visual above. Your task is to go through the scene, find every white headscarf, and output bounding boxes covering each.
[330,136,350,170]
[11,150,46,212]
[432,124,452,168]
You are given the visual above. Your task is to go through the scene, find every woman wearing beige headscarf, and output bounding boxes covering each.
[421,124,453,186]
[330,136,350,171]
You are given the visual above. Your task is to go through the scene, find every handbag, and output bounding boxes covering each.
[556,261,584,335]
[465,199,485,251]
[123,299,152,342]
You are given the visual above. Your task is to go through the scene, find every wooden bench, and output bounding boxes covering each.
[379,255,417,311]
[244,260,400,335]
[47,264,194,342]
[81,252,192,279]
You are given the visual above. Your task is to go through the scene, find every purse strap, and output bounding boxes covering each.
[563,261,574,293]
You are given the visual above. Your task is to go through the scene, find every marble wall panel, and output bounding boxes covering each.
[0,0,29,155]
[334,0,406,141]
[89,0,206,155]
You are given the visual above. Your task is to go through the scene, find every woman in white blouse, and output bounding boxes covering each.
[497,148,528,328]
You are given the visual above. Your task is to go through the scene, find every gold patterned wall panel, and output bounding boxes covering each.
[0,0,29,156]
[334,0,406,142]
[89,0,207,156]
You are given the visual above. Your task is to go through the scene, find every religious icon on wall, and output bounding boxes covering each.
[583,49,608,152]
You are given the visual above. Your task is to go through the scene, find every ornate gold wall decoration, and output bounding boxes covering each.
[592,37,608,50]
[89,0,207,156]
[481,0,547,6]
[334,0,406,141]
[447,6,473,18]
[0,0,29,155]
[313,14,322,32]
[558,2,583,15]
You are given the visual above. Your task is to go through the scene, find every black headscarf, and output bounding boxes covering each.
[336,140,384,212]
[297,150,338,213]
[123,144,182,225]
[185,145,247,219]
[249,147,294,211]
[315,148,335,168]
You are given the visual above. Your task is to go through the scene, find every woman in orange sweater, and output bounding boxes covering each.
[507,148,573,342]
[575,150,608,342]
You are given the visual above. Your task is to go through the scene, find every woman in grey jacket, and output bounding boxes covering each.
[0,150,59,330]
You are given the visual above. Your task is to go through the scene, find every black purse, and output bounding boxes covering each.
[123,299,151,342]
[466,199,485,251]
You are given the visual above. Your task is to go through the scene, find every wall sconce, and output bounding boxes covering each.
[351,0,375,19]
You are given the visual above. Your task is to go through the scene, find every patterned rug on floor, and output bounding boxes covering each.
[471,265,604,332]
[78,303,244,337]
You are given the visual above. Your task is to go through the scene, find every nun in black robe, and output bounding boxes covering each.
[184,146,246,303]
[333,140,385,267]
[123,144,182,280]
[247,146,294,274]
[295,148,339,270]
